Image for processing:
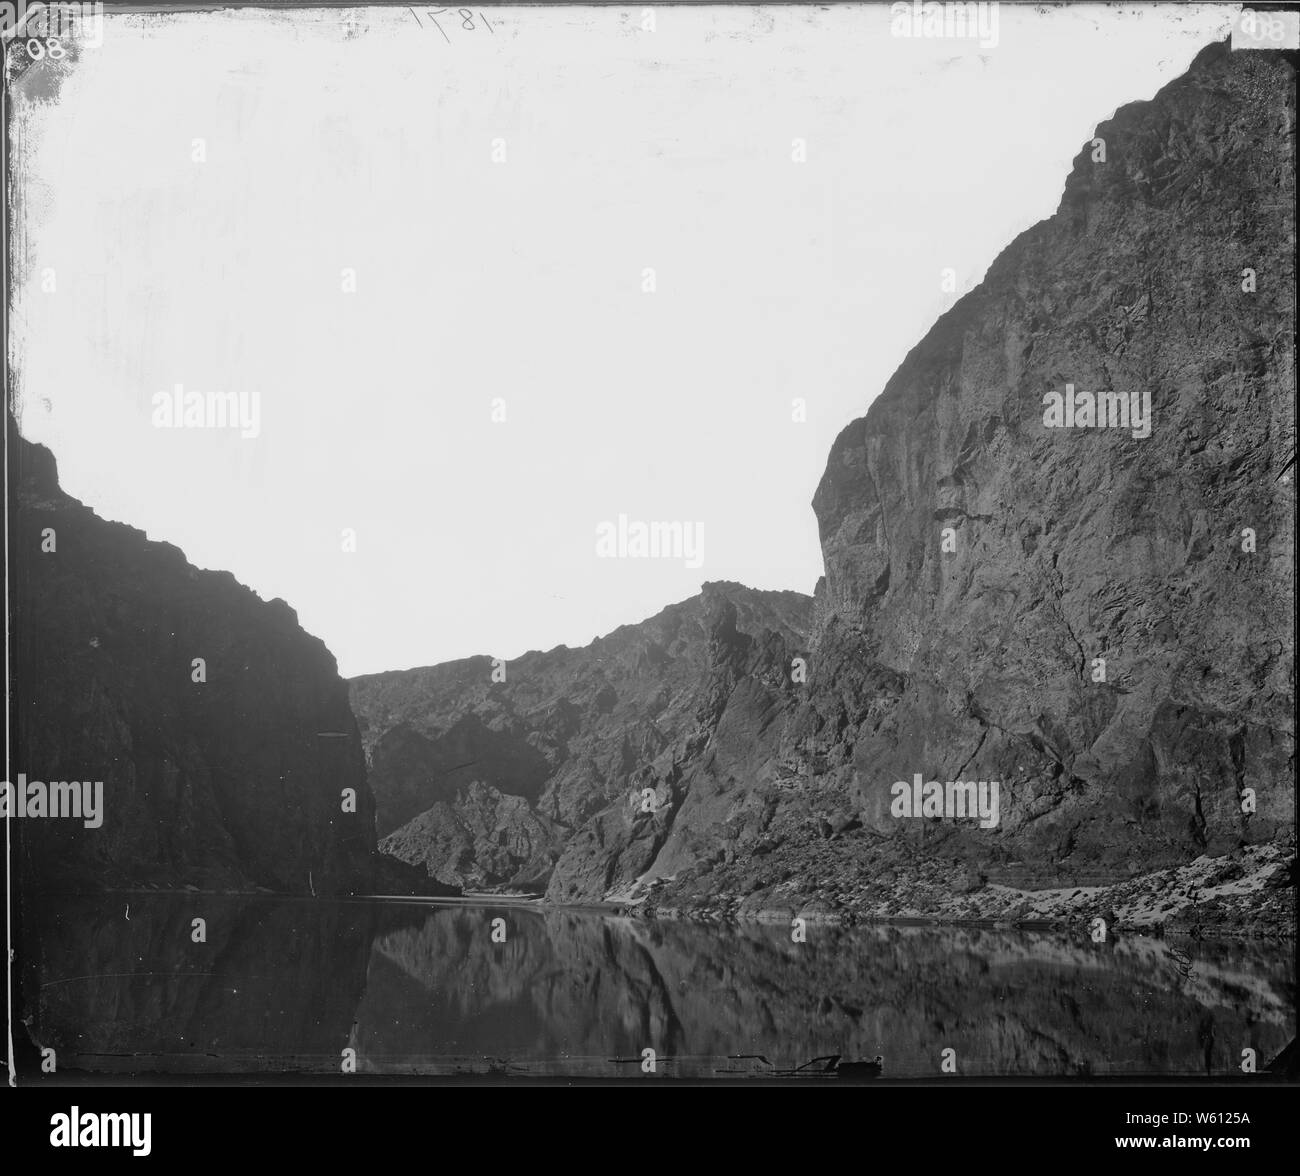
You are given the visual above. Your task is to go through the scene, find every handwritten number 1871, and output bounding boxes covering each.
[424,9,495,41]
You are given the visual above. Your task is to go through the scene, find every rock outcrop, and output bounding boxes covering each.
[380,781,562,892]
[7,418,429,895]
[350,584,814,893]
[355,42,1294,919]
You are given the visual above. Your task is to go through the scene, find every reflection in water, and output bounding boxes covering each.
[24,896,1294,1078]
[25,896,376,1074]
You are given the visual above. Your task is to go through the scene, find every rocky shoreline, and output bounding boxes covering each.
[631,842,1296,941]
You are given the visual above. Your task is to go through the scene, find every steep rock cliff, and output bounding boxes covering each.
[354,42,1295,915]
[349,584,814,893]
[645,41,1295,918]
[8,420,418,895]
[802,39,1294,881]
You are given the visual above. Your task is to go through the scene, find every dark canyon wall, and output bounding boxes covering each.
[9,418,398,895]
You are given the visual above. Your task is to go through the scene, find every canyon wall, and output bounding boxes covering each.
[350,583,814,893]
[356,41,1294,915]
[8,418,415,895]
[803,39,1295,884]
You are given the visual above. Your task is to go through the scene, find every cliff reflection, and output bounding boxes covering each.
[23,897,1292,1079]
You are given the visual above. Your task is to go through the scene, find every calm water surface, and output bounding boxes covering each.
[25,895,1294,1079]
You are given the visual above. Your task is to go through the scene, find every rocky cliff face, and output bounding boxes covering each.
[8,420,419,895]
[647,41,1294,920]
[349,583,814,894]
[354,42,1295,919]
[802,38,1294,881]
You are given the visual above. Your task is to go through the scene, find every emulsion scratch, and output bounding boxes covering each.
[40,972,219,989]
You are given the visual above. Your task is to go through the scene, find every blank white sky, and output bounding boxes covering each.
[9,4,1236,676]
